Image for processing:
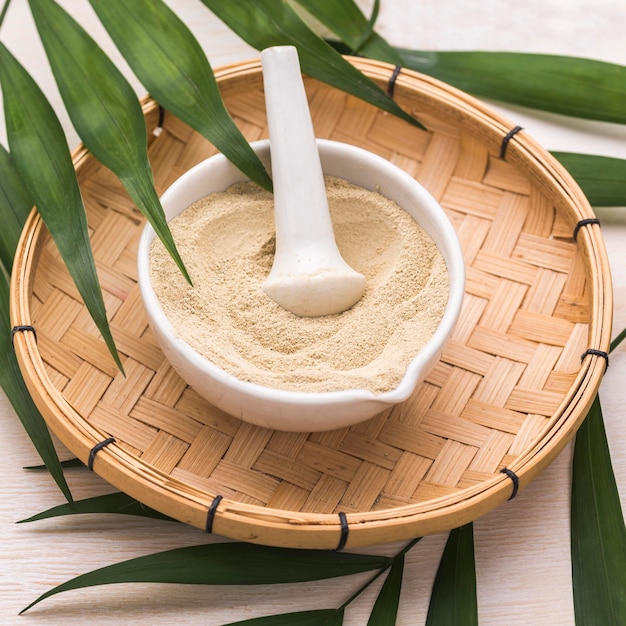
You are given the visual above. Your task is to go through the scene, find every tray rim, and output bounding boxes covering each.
[9,57,612,549]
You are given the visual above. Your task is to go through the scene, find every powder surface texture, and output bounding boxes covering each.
[149,177,449,394]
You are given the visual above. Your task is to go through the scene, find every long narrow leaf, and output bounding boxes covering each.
[0,143,31,271]
[611,328,626,353]
[0,267,72,502]
[87,0,272,192]
[198,0,421,128]
[21,542,390,613]
[397,49,626,124]
[351,0,379,56]
[426,524,478,626]
[0,141,71,501]
[0,42,122,370]
[225,609,344,625]
[18,491,173,523]
[29,0,189,282]
[295,0,402,64]
[367,555,404,626]
[552,152,626,207]
[571,395,626,624]
[0,0,10,27]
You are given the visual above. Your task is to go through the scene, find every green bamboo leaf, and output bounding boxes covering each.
[552,152,626,207]
[611,327,626,353]
[198,0,421,128]
[354,0,380,54]
[29,0,189,282]
[0,143,32,271]
[0,267,72,502]
[0,42,122,370]
[225,608,344,625]
[351,0,379,56]
[18,491,173,523]
[0,0,10,27]
[571,395,626,624]
[294,0,402,63]
[0,142,71,501]
[21,543,390,613]
[87,0,272,192]
[367,555,404,625]
[426,524,478,626]
[396,49,626,124]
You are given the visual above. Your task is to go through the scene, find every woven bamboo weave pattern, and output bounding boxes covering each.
[12,59,610,548]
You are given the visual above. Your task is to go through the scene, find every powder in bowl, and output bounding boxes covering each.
[149,176,449,394]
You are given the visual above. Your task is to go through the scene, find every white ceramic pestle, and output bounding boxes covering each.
[260,46,366,317]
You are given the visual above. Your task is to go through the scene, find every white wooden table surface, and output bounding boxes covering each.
[1,1,625,624]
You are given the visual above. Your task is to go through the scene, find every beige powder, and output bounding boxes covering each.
[149,177,449,393]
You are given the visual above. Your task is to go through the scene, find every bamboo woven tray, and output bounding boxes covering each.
[11,58,612,549]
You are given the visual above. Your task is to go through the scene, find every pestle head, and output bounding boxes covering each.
[263,265,366,318]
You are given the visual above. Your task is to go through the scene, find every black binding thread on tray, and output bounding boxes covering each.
[500,467,519,500]
[581,348,609,370]
[387,64,403,98]
[11,325,37,347]
[153,104,166,137]
[499,125,523,159]
[335,512,349,551]
[205,495,223,533]
[573,218,601,242]
[87,437,116,471]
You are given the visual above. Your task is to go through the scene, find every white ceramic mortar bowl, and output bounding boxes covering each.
[137,139,465,432]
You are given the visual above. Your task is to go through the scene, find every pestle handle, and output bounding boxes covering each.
[261,45,335,257]
[261,46,365,317]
